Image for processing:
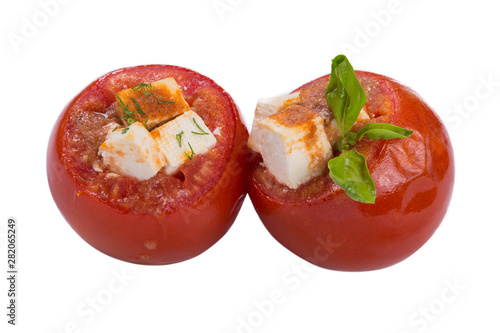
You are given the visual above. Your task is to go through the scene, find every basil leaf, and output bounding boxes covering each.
[325,55,367,136]
[328,150,376,204]
[356,123,413,141]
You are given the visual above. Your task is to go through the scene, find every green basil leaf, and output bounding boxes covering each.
[325,55,367,136]
[328,150,376,204]
[356,123,413,141]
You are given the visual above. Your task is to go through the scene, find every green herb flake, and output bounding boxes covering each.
[157,98,175,104]
[131,97,145,117]
[133,82,154,104]
[176,131,184,147]
[184,142,195,160]
[132,82,152,92]
[132,81,175,106]
[191,118,209,135]
[116,94,138,126]
[115,94,128,113]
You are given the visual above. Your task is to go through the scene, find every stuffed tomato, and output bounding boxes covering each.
[247,56,454,271]
[47,65,248,265]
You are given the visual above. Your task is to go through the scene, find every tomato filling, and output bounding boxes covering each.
[60,66,235,216]
[251,73,394,202]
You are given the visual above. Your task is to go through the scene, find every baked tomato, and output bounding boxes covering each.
[248,65,454,271]
[47,65,248,265]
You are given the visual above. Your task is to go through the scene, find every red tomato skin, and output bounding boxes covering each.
[47,65,249,265]
[248,71,454,271]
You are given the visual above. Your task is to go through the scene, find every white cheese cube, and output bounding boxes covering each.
[258,105,333,189]
[115,77,191,130]
[325,119,341,146]
[248,92,301,153]
[151,110,217,174]
[357,107,370,122]
[98,122,166,180]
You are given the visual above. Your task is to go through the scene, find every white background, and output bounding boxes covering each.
[1,0,499,332]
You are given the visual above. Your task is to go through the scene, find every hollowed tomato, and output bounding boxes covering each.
[248,71,454,271]
[47,65,248,265]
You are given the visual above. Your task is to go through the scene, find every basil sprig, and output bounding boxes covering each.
[325,55,413,204]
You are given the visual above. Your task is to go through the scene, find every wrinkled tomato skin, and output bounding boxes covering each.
[248,71,454,271]
[47,66,248,265]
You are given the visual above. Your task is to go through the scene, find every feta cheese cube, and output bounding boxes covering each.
[151,110,217,174]
[325,119,341,145]
[258,105,333,189]
[357,107,370,122]
[115,77,191,129]
[248,92,301,153]
[98,122,166,180]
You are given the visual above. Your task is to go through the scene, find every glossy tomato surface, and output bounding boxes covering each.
[47,65,248,265]
[248,71,454,271]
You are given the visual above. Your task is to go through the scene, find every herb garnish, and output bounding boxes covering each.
[184,142,195,160]
[114,94,149,129]
[132,82,175,105]
[131,98,145,117]
[176,131,184,147]
[157,98,175,104]
[116,82,175,129]
[191,118,209,135]
[132,83,154,104]
[121,128,129,134]
[115,94,137,125]
[325,55,413,204]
